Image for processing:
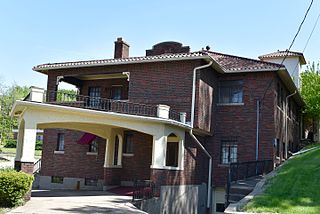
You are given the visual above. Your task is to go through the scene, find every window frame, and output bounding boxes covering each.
[220,137,238,164]
[218,80,244,104]
[88,87,101,107]
[88,140,98,153]
[56,133,65,151]
[51,176,63,184]
[123,131,133,154]
[111,86,123,100]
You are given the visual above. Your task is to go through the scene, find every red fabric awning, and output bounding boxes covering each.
[77,133,96,145]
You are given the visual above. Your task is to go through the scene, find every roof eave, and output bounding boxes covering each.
[33,55,210,74]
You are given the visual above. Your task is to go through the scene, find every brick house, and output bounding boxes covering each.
[11,38,304,213]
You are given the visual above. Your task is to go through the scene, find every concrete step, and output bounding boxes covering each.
[230,185,254,195]
[228,193,247,202]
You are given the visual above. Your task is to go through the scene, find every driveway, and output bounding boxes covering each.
[8,190,147,214]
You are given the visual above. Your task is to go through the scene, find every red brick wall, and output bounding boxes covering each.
[150,133,208,187]
[43,60,301,189]
[46,60,204,123]
[81,78,129,99]
[41,129,105,180]
[120,132,153,181]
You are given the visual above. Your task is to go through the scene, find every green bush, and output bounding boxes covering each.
[0,169,34,207]
[4,140,17,148]
[35,140,42,151]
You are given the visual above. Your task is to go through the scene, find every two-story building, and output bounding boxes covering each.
[10,38,304,213]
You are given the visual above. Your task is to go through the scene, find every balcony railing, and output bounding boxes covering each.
[45,91,184,123]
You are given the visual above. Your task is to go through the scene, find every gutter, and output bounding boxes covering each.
[189,61,213,211]
[285,90,297,159]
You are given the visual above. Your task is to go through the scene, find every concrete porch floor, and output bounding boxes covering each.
[8,190,147,214]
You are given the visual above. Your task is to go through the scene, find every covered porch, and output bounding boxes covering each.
[11,98,189,190]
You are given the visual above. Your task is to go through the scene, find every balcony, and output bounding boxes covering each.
[45,91,185,123]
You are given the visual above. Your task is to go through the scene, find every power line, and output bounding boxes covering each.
[290,8,320,77]
[261,0,314,103]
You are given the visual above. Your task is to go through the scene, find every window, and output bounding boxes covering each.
[123,132,133,154]
[166,133,179,167]
[88,87,101,107]
[218,80,243,104]
[89,140,98,153]
[111,86,122,100]
[221,137,238,164]
[56,133,64,151]
[36,134,43,142]
[113,136,120,165]
[51,176,63,184]
[216,203,225,212]
[85,178,98,186]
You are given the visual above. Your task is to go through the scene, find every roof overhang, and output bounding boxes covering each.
[277,69,304,107]
[33,55,211,74]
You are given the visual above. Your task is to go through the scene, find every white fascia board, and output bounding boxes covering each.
[33,55,209,72]
[14,100,192,130]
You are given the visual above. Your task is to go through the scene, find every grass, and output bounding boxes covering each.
[244,148,320,214]
[0,208,4,214]
[0,147,42,159]
[302,143,320,151]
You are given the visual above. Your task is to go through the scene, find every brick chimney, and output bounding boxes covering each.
[114,37,129,59]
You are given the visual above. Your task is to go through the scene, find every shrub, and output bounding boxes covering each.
[4,140,17,148]
[0,169,34,207]
[35,140,42,150]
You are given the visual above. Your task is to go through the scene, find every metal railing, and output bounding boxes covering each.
[226,159,273,205]
[45,91,183,122]
[33,159,41,174]
[132,180,156,202]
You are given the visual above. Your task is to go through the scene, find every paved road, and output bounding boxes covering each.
[8,190,147,214]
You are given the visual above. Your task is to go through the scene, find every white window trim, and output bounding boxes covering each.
[86,152,98,156]
[54,151,64,154]
[217,103,244,106]
[122,153,134,157]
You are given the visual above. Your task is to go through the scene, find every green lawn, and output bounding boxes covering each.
[244,148,320,214]
[0,147,42,159]
[0,208,4,214]
[302,143,320,151]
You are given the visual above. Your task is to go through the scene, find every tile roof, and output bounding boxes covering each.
[206,51,284,72]
[33,50,284,73]
[33,52,207,71]
[258,50,306,64]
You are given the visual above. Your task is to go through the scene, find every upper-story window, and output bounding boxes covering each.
[111,86,122,100]
[88,87,101,107]
[218,80,244,104]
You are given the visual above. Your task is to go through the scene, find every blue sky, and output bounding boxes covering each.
[0,0,319,88]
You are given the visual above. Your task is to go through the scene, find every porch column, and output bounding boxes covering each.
[151,134,166,168]
[14,119,37,174]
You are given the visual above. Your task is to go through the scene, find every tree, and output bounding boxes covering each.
[0,84,30,147]
[301,61,320,119]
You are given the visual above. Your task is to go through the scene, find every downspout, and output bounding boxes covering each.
[256,99,260,161]
[285,90,297,159]
[189,61,213,211]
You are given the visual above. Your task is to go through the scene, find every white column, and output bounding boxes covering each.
[19,120,37,163]
[103,129,112,168]
[15,119,24,162]
[151,134,166,168]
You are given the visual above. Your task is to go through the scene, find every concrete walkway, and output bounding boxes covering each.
[8,190,147,214]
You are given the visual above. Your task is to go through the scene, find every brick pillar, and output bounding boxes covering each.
[103,168,121,187]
